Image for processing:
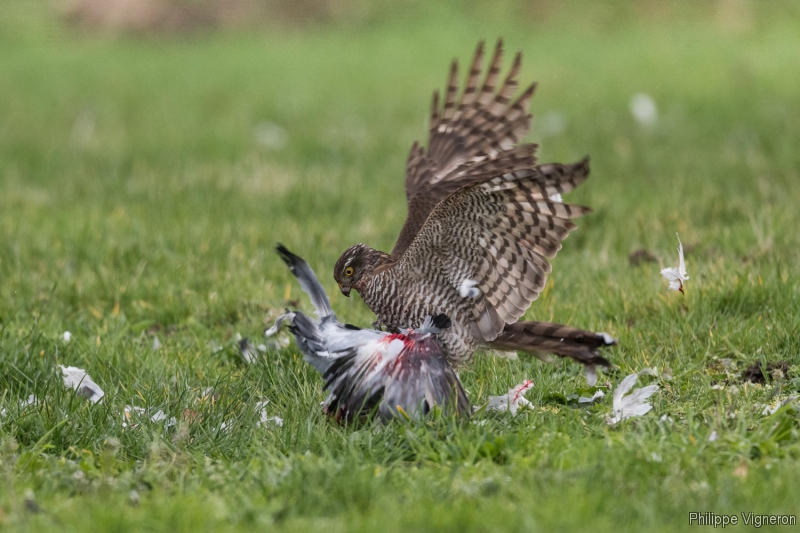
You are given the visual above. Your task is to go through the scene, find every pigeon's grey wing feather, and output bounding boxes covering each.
[265,311,296,337]
[322,347,385,422]
[275,244,334,319]
[285,312,336,374]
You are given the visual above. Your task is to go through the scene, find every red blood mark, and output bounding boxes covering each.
[511,380,534,403]
[378,332,421,371]
[379,332,416,349]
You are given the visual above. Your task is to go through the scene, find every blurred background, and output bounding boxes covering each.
[1,0,798,330]
[23,0,778,34]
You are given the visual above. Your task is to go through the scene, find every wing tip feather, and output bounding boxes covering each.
[275,243,300,267]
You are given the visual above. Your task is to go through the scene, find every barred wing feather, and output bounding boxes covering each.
[397,158,592,341]
[395,39,539,257]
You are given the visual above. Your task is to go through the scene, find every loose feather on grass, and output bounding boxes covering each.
[608,374,658,425]
[60,365,104,403]
[661,233,688,293]
[484,379,534,415]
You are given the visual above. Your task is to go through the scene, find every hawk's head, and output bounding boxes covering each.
[333,244,391,297]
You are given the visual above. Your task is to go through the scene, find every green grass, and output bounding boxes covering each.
[2,1,800,531]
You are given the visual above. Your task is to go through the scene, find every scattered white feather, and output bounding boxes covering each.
[630,93,658,127]
[267,416,284,427]
[708,430,719,442]
[200,387,220,402]
[486,380,535,415]
[20,394,38,409]
[1,395,38,418]
[238,338,258,364]
[150,410,177,428]
[661,233,689,293]
[62,331,72,342]
[761,395,798,416]
[60,365,104,403]
[123,405,177,429]
[152,336,161,350]
[255,400,283,428]
[761,402,779,416]
[608,373,658,425]
[458,278,481,299]
[122,405,146,428]
[578,390,606,404]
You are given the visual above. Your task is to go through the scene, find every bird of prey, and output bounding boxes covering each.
[268,244,470,422]
[333,40,616,375]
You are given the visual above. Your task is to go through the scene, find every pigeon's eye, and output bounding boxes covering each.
[344,267,354,277]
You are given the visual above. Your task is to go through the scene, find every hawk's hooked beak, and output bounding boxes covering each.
[338,283,351,297]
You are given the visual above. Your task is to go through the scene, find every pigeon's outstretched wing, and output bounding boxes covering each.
[394,39,539,257]
[276,244,334,319]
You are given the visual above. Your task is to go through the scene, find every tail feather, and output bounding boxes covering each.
[490,321,616,367]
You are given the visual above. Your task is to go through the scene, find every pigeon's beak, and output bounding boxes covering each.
[338,283,350,297]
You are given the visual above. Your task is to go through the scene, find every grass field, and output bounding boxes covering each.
[2,1,800,531]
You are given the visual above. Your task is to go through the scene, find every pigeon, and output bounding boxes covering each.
[267,244,470,422]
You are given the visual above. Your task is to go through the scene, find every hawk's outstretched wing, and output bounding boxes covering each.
[393,39,538,257]
[396,158,592,341]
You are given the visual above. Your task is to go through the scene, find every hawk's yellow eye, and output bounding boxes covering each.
[344,267,354,277]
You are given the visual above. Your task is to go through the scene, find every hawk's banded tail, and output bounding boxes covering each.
[490,321,616,368]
